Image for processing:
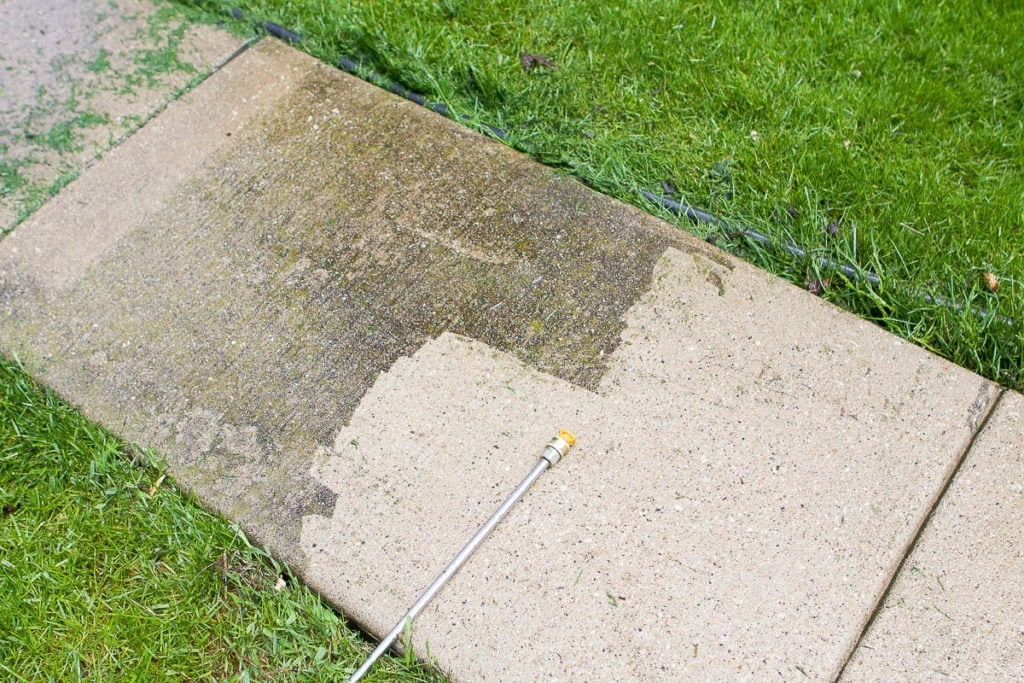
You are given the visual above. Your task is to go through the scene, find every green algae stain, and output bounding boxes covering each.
[183,66,679,399]
[13,63,685,542]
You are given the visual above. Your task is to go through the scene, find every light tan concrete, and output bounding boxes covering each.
[304,249,998,681]
[842,390,1023,681]
[0,38,1003,681]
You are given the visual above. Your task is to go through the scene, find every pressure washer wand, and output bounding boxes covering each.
[348,430,577,683]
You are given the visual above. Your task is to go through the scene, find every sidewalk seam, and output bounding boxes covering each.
[832,386,1006,681]
[211,35,258,72]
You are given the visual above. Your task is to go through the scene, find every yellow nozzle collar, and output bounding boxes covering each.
[557,429,576,446]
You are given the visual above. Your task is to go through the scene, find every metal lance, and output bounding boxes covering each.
[348,430,577,682]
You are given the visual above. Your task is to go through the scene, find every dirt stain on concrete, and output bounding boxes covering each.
[0,56,710,570]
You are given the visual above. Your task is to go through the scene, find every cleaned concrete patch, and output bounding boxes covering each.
[0,0,244,228]
[0,38,1002,680]
[842,390,1023,681]
[303,251,998,681]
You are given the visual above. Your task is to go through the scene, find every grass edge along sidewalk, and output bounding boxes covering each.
[182,0,1022,392]
[0,356,442,682]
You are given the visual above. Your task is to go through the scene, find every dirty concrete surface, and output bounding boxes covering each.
[0,38,690,579]
[0,0,244,228]
[0,36,1019,681]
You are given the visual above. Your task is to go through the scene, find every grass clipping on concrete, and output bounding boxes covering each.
[0,358,440,682]
[188,0,1022,390]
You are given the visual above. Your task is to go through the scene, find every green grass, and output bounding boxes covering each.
[0,357,440,682]
[182,0,1023,390]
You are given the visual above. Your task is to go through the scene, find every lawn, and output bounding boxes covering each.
[186,0,1022,390]
[0,356,440,682]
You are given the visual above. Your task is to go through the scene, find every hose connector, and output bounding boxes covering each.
[541,430,576,467]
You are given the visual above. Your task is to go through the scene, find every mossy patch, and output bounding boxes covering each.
[0,0,241,235]
[44,111,110,153]
[0,60,690,569]
[85,47,112,74]
[0,159,27,196]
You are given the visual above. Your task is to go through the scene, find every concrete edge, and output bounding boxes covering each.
[833,386,1007,680]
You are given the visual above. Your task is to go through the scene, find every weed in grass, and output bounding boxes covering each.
[0,357,442,682]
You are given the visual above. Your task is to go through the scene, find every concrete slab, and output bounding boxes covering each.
[0,38,1002,680]
[0,0,245,228]
[842,391,1023,681]
[0,35,691,577]
[302,266,998,681]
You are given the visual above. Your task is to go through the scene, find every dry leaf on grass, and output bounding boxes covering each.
[983,271,999,292]
[147,474,165,496]
[806,269,833,295]
[520,52,556,73]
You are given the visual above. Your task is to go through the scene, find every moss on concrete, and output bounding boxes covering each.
[0,54,698,572]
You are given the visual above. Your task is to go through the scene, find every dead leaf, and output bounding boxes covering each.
[826,220,840,236]
[274,575,288,591]
[214,553,230,589]
[807,275,832,295]
[520,52,555,73]
[983,272,999,292]
[147,474,165,496]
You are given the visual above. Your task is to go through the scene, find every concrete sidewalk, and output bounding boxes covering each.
[0,0,245,229]
[0,29,1020,682]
